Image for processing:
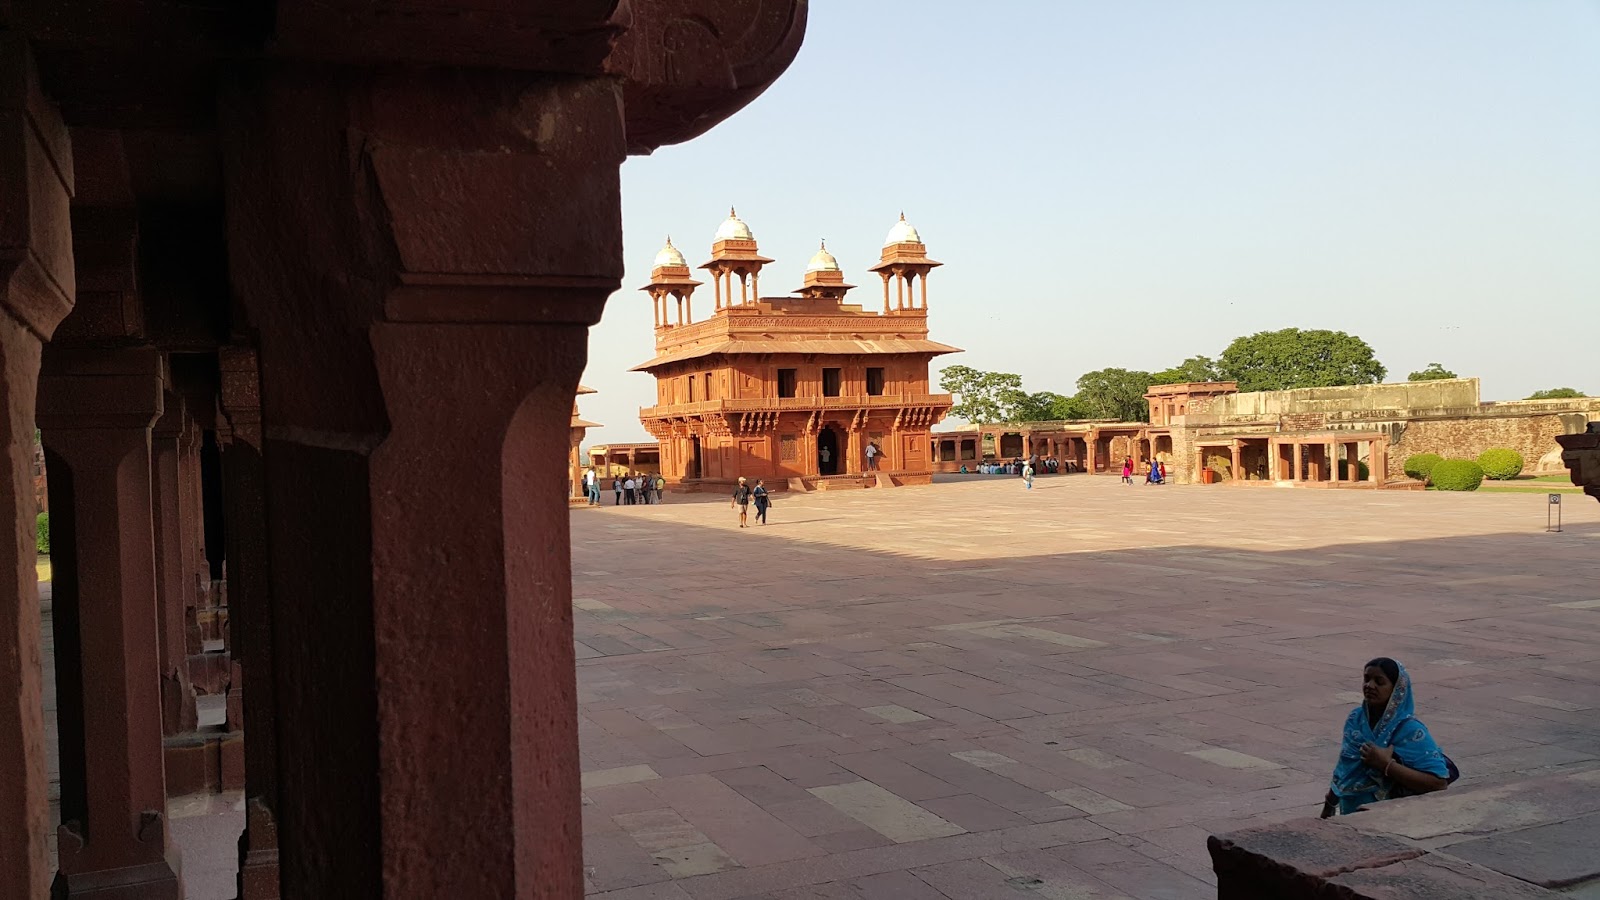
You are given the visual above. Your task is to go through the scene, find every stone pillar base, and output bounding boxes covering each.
[51,856,181,900]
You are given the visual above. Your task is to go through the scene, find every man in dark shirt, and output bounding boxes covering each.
[731,476,752,528]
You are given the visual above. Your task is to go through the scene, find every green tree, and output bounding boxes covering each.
[1075,368,1153,422]
[1150,355,1221,386]
[1008,391,1092,422]
[939,365,1023,424]
[1408,363,1457,382]
[1218,328,1386,392]
[1527,387,1585,400]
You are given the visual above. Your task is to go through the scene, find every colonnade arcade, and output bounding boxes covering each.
[0,5,806,898]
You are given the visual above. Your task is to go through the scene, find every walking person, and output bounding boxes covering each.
[1158,460,1167,485]
[865,441,879,471]
[752,479,771,524]
[1322,657,1456,817]
[1121,456,1134,485]
[612,476,622,505]
[1022,460,1035,490]
[585,469,600,505]
[654,474,666,504]
[731,476,752,528]
[622,475,635,504]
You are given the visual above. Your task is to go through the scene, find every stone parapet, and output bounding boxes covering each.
[1209,769,1600,897]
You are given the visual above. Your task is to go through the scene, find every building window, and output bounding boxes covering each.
[940,440,956,462]
[822,367,842,397]
[866,367,885,396]
[777,368,797,399]
[780,434,798,462]
[687,375,696,402]
[703,372,713,400]
[960,440,977,461]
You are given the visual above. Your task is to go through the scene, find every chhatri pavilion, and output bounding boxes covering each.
[634,211,960,489]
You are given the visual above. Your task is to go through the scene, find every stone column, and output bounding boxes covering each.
[0,33,77,899]
[220,67,623,898]
[38,348,182,899]
[1292,443,1303,482]
[1231,440,1243,483]
[845,428,861,474]
[217,346,281,899]
[151,393,198,736]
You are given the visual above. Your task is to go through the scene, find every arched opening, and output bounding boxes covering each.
[817,428,840,475]
[689,437,702,480]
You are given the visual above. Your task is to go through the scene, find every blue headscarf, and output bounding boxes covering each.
[1329,659,1450,814]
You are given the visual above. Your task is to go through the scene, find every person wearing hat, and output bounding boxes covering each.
[731,476,753,528]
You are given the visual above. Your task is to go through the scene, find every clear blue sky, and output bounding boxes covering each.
[581,1,1600,442]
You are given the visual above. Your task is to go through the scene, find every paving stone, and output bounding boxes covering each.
[1049,786,1134,815]
[586,765,664,789]
[861,705,929,724]
[808,781,966,843]
[1184,747,1283,770]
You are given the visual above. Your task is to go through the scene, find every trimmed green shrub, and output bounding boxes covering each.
[1403,453,1443,481]
[1476,448,1524,481]
[1337,459,1370,481]
[1430,459,1484,492]
[35,512,48,555]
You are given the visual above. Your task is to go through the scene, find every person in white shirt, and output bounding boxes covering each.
[865,441,879,470]
[622,476,636,505]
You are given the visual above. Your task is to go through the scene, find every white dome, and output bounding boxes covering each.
[714,208,754,242]
[884,213,922,246]
[805,241,840,273]
[652,238,686,268]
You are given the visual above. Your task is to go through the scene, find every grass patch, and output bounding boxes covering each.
[36,557,50,583]
[1477,485,1583,495]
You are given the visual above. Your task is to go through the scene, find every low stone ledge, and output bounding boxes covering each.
[1209,769,1600,898]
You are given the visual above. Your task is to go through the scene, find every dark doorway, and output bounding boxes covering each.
[817,428,840,475]
[690,437,703,479]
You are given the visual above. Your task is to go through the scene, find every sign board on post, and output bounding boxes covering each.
[1548,493,1563,533]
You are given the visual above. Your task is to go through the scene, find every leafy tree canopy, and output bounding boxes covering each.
[1407,363,1457,382]
[1075,368,1153,422]
[939,365,1023,424]
[1150,355,1221,386]
[1008,390,1092,422]
[1218,328,1386,392]
[1527,387,1585,400]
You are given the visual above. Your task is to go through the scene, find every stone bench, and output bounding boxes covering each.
[1208,768,1600,898]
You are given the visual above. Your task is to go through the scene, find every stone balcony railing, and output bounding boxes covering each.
[640,393,953,418]
[1556,424,1600,503]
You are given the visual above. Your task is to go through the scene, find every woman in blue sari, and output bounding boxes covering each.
[1322,657,1453,816]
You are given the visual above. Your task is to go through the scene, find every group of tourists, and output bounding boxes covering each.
[584,469,665,505]
[1120,455,1167,485]
[963,455,1067,476]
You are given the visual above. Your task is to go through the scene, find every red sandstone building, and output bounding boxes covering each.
[635,212,960,489]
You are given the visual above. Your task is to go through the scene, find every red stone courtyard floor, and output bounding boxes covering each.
[573,475,1600,899]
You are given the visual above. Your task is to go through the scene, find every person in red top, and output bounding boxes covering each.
[1120,456,1134,485]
